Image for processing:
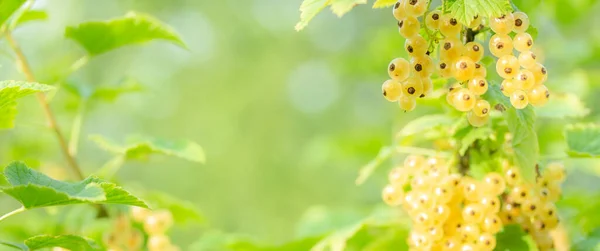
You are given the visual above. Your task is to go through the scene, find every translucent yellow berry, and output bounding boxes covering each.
[453,56,475,81]
[472,99,491,117]
[510,90,529,109]
[489,34,514,57]
[490,13,515,34]
[398,95,417,111]
[468,77,488,95]
[439,14,461,37]
[528,84,550,107]
[405,35,428,57]
[382,79,402,102]
[513,32,534,52]
[425,10,441,30]
[388,58,411,81]
[398,16,420,38]
[513,11,530,33]
[496,55,519,79]
[467,111,489,127]
[452,88,476,112]
[500,79,517,97]
[464,41,484,62]
[514,69,535,90]
[518,50,538,69]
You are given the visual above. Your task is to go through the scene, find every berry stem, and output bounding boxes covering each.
[4,30,109,218]
[0,207,26,222]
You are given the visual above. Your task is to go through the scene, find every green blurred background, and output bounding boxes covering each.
[1,0,600,248]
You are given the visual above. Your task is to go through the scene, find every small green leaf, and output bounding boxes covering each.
[483,83,538,182]
[26,235,100,251]
[494,225,534,251]
[536,92,589,119]
[90,135,205,163]
[396,114,455,139]
[573,228,600,251]
[372,0,397,8]
[311,207,408,251]
[527,24,538,40]
[0,81,54,129]
[65,12,186,56]
[1,162,148,209]
[0,0,26,27]
[446,0,512,25]
[565,124,600,158]
[459,127,493,156]
[14,10,47,26]
[145,192,205,224]
[330,0,367,17]
[0,241,28,251]
[295,0,331,31]
[90,78,143,102]
[1,235,100,251]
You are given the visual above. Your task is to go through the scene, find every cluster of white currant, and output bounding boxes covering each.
[382,155,505,250]
[130,207,180,251]
[382,0,436,112]
[381,0,550,127]
[489,13,549,109]
[499,162,565,251]
[100,207,179,251]
[381,155,564,251]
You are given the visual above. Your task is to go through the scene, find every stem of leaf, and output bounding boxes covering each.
[68,100,87,156]
[0,207,26,222]
[4,31,86,181]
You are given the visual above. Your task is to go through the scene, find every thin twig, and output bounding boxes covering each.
[5,31,86,181]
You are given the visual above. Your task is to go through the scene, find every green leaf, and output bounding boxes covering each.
[1,162,148,209]
[446,0,513,25]
[565,124,600,158]
[14,10,47,27]
[0,235,100,251]
[90,78,143,102]
[483,83,538,182]
[90,135,205,163]
[396,114,455,140]
[295,0,331,31]
[459,127,493,156]
[65,12,186,56]
[26,235,100,251]
[311,207,408,251]
[573,228,600,251]
[0,81,54,129]
[536,92,589,119]
[145,191,204,224]
[0,241,27,251]
[527,24,538,40]
[330,0,367,17]
[372,0,397,8]
[494,225,534,251]
[0,0,26,27]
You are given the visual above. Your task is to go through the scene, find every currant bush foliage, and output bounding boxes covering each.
[65,12,187,56]
[1,235,100,251]
[90,134,205,163]
[0,81,53,129]
[565,124,600,158]
[2,162,148,209]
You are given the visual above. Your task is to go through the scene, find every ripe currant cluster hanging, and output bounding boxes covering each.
[490,12,549,109]
[381,155,564,251]
[500,162,565,250]
[381,0,550,127]
[102,208,180,251]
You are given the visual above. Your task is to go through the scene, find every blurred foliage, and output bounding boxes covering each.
[0,0,600,250]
